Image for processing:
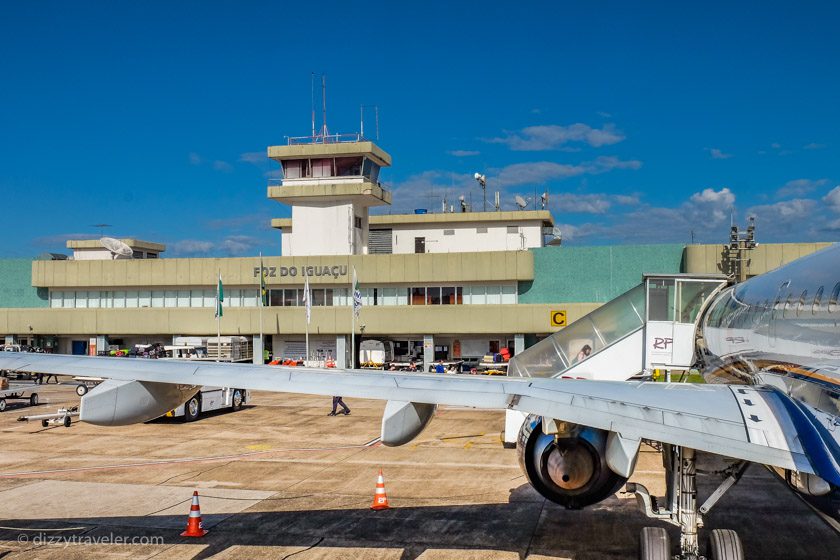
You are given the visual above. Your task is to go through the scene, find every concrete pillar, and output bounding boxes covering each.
[335,335,347,369]
[252,334,264,365]
[514,333,525,356]
[96,335,108,354]
[423,334,434,373]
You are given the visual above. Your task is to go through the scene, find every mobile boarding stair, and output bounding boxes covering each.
[503,274,728,446]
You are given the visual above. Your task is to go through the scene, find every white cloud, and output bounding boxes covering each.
[170,239,215,255]
[212,160,233,172]
[487,123,625,151]
[239,151,265,164]
[219,235,262,255]
[170,235,263,257]
[614,194,641,205]
[690,187,735,207]
[586,156,642,173]
[188,152,202,165]
[803,142,826,150]
[708,148,732,159]
[495,162,586,187]
[551,193,639,214]
[823,186,840,213]
[383,155,641,214]
[447,150,480,157]
[748,199,816,222]
[776,178,829,198]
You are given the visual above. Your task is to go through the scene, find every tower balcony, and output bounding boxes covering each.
[267,180,391,206]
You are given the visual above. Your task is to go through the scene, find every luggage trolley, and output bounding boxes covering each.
[0,384,40,412]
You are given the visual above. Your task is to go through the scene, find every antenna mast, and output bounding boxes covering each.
[321,75,328,137]
[310,73,316,139]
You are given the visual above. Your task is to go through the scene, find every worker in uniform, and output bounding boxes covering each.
[328,396,350,416]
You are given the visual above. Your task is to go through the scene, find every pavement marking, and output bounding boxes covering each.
[0,441,381,479]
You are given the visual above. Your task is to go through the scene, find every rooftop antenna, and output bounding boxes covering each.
[474,173,487,211]
[311,73,316,139]
[321,74,329,138]
[91,223,112,236]
[515,195,528,210]
[360,105,380,140]
[459,195,467,213]
[494,191,500,211]
[540,192,548,210]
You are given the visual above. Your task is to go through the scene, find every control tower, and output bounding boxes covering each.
[267,134,392,256]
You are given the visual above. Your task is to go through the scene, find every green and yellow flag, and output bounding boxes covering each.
[215,273,224,318]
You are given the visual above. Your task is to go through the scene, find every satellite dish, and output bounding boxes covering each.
[515,195,528,209]
[547,227,563,246]
[100,237,133,259]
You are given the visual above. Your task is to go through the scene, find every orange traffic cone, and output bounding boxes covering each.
[370,468,390,510]
[180,490,209,537]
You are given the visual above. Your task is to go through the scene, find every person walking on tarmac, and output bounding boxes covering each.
[328,396,350,416]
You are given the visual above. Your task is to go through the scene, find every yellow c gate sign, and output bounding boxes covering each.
[550,310,567,327]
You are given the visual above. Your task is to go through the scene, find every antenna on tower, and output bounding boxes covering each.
[311,73,316,139]
[494,191,500,211]
[360,105,380,141]
[321,75,329,138]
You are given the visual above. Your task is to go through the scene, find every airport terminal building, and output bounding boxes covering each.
[0,136,832,370]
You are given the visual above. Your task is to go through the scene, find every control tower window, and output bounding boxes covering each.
[335,157,362,176]
[312,158,334,178]
[362,158,380,183]
[283,159,307,179]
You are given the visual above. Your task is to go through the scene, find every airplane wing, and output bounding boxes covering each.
[0,352,824,480]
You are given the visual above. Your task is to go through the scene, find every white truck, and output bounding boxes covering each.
[164,386,248,422]
[359,339,395,369]
[160,343,249,421]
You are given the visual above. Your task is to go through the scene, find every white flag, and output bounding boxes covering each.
[352,267,362,318]
[303,275,311,324]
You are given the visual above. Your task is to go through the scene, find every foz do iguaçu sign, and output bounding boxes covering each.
[253,265,348,280]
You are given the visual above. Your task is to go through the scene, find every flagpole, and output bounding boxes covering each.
[216,270,221,363]
[304,275,310,365]
[258,252,264,365]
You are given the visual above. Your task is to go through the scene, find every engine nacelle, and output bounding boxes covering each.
[380,400,437,446]
[517,415,632,509]
[80,378,198,426]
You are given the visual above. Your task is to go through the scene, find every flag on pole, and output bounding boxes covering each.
[259,255,268,306]
[303,275,311,324]
[352,267,362,317]
[215,273,224,318]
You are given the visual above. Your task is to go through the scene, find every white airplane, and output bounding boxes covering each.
[2,244,839,560]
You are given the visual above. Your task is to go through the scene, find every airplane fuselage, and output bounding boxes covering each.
[700,243,840,525]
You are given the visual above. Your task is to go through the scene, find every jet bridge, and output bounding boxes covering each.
[504,274,727,445]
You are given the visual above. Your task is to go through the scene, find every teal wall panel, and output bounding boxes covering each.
[0,260,47,308]
[519,245,685,303]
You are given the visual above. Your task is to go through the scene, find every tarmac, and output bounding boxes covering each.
[0,380,837,559]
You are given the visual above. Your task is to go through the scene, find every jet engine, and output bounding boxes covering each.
[80,378,198,426]
[517,414,634,509]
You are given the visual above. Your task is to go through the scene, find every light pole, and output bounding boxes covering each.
[474,173,487,212]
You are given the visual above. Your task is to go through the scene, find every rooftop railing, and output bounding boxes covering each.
[286,133,366,145]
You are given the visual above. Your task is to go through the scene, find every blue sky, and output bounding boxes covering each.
[1,1,838,257]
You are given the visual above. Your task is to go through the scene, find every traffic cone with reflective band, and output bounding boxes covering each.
[370,468,390,510]
[180,490,209,537]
